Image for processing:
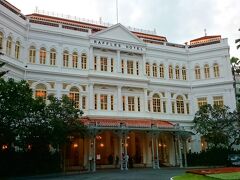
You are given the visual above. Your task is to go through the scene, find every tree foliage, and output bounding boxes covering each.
[193,104,240,149]
[0,78,87,152]
[230,56,240,75]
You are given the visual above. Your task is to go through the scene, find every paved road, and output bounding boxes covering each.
[14,168,187,180]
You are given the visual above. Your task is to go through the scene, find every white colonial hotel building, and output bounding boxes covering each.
[0,0,236,170]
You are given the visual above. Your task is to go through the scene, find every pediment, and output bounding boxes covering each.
[91,23,143,44]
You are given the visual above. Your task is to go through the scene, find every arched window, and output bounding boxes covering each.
[0,32,3,49]
[176,95,184,114]
[81,53,87,69]
[35,84,47,101]
[204,64,210,78]
[182,66,187,80]
[50,48,56,65]
[29,46,36,63]
[159,64,164,78]
[72,52,78,68]
[169,65,173,79]
[153,94,161,112]
[39,47,46,64]
[195,65,201,79]
[175,65,180,79]
[153,63,157,77]
[6,36,12,56]
[146,63,150,76]
[15,41,20,59]
[63,50,69,67]
[213,63,220,78]
[69,87,80,108]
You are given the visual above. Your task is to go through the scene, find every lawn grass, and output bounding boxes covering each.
[173,173,216,180]
[207,172,240,180]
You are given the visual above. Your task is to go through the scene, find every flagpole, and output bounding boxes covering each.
[116,0,119,23]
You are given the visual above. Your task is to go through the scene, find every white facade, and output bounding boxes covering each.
[0,0,236,169]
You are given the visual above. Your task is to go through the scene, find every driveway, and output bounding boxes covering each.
[13,168,187,180]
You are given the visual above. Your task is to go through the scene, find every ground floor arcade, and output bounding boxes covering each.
[64,118,192,171]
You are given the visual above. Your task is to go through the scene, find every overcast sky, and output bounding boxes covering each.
[7,0,240,57]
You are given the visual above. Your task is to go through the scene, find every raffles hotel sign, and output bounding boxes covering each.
[91,39,146,52]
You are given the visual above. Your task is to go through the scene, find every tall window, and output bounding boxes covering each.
[6,36,12,56]
[153,63,157,77]
[213,96,223,107]
[50,48,56,65]
[111,58,114,72]
[204,64,210,79]
[72,52,78,68]
[137,97,140,112]
[195,65,201,79]
[171,102,175,113]
[15,41,20,59]
[29,46,36,63]
[94,56,97,70]
[122,96,126,111]
[81,53,87,69]
[94,94,98,110]
[0,32,3,49]
[127,61,134,74]
[121,60,124,73]
[169,65,173,79]
[136,62,139,75]
[82,96,86,109]
[146,63,150,76]
[111,95,114,110]
[213,63,220,78]
[63,50,69,67]
[175,65,180,79]
[100,94,108,110]
[153,94,161,112]
[128,96,135,111]
[100,57,108,71]
[39,47,46,64]
[159,64,164,78]
[197,97,207,109]
[35,84,47,101]
[69,87,80,108]
[182,66,187,80]
[176,95,184,114]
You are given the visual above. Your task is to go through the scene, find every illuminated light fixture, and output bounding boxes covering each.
[2,145,8,150]
[28,144,32,150]
[158,143,162,147]
[125,143,128,147]
[100,143,104,147]
[201,143,204,147]
[127,136,130,139]
[73,143,78,148]
[96,135,102,140]
[163,144,167,147]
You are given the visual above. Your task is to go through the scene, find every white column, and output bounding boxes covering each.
[36,49,39,64]
[117,86,122,111]
[97,56,101,71]
[133,60,136,76]
[107,57,111,72]
[89,46,93,70]
[156,136,160,169]
[144,88,148,112]
[55,81,62,99]
[117,50,121,73]
[88,84,94,110]
[57,47,62,69]
[97,94,100,110]
[151,136,155,169]
[134,96,138,112]
[143,54,146,76]
[178,135,183,168]
[124,60,127,74]
[107,94,111,111]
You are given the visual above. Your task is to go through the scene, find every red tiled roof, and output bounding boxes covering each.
[26,13,167,42]
[190,35,221,42]
[81,117,174,129]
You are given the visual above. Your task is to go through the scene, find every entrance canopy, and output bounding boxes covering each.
[81,117,193,134]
